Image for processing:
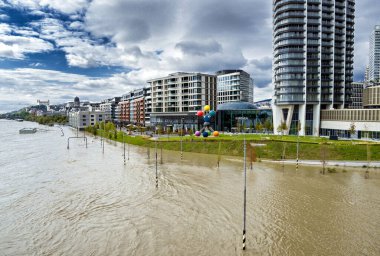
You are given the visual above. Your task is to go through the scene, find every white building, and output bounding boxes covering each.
[216,70,254,105]
[349,82,364,109]
[320,109,380,139]
[368,25,380,83]
[68,111,109,129]
[147,72,216,130]
[99,102,112,122]
[272,0,355,136]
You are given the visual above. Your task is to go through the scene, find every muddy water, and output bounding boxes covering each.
[0,120,379,255]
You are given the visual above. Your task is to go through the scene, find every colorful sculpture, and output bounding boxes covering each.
[195,105,219,137]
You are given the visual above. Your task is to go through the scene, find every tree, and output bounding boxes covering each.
[277,121,287,136]
[255,123,263,133]
[349,122,356,138]
[105,122,115,132]
[264,119,273,134]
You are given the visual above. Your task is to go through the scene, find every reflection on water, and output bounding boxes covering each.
[0,120,379,255]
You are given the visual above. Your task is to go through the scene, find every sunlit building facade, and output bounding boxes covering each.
[272,0,355,136]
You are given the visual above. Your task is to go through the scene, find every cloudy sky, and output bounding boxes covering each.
[0,0,379,113]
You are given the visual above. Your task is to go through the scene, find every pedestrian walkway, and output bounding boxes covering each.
[261,159,380,168]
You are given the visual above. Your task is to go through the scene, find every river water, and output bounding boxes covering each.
[0,119,379,256]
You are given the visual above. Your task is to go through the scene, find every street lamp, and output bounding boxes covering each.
[180,118,184,160]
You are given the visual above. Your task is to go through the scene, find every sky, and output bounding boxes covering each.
[0,0,379,113]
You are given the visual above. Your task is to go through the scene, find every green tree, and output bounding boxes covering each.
[255,123,263,133]
[349,122,356,138]
[277,121,287,136]
[264,119,273,134]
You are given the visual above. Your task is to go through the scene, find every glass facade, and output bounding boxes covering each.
[216,109,273,132]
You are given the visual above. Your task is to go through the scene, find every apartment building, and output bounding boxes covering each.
[216,70,254,105]
[99,97,121,122]
[118,88,150,126]
[147,72,217,130]
[272,0,355,136]
[368,25,380,83]
[363,84,380,109]
[349,82,363,109]
[68,110,109,129]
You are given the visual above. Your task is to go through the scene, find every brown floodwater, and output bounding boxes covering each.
[0,120,379,255]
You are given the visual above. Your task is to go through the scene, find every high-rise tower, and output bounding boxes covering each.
[368,25,380,83]
[272,0,355,136]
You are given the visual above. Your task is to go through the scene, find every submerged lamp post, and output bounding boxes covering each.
[155,140,158,188]
[296,120,301,171]
[242,137,247,250]
[123,132,126,165]
[241,142,264,251]
[180,118,184,160]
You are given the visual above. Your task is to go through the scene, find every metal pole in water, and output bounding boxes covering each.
[123,133,126,165]
[296,132,299,171]
[160,145,163,164]
[155,141,158,188]
[181,118,183,160]
[242,138,247,250]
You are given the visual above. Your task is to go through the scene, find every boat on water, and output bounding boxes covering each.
[15,119,24,122]
[19,128,37,134]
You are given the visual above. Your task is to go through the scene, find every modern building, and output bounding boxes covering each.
[147,72,217,131]
[99,97,121,122]
[349,82,363,109]
[144,87,152,126]
[254,99,272,109]
[272,0,355,136]
[320,109,380,139]
[118,88,150,126]
[363,84,380,109]
[68,110,109,129]
[216,70,254,105]
[368,25,380,83]
[216,101,273,133]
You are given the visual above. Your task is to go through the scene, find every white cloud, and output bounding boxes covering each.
[8,0,89,14]
[0,14,9,20]
[0,35,53,59]
[0,23,53,59]
[0,68,147,112]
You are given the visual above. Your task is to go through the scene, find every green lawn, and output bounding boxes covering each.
[88,129,380,161]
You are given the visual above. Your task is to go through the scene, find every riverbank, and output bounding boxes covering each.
[85,126,380,162]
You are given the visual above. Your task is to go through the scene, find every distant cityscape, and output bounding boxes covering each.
[3,1,380,139]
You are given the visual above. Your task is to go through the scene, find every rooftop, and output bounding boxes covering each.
[217,101,257,111]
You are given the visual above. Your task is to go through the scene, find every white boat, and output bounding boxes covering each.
[19,128,37,134]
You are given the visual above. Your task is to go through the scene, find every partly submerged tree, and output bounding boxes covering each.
[277,121,288,136]
[349,122,356,138]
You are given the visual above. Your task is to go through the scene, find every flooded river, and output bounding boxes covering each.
[0,120,379,255]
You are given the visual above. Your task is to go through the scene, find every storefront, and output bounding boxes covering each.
[216,102,273,132]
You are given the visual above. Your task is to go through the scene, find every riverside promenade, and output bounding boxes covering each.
[263,159,380,168]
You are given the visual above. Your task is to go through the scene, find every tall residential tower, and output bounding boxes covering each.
[272,0,355,135]
[368,25,380,83]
